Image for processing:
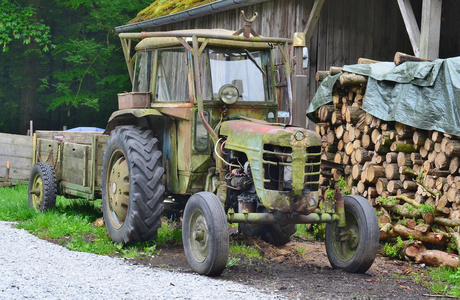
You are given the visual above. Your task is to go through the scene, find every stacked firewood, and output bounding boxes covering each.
[314,55,460,268]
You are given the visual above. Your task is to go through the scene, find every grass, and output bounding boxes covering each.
[2,185,460,298]
[419,266,460,298]
[0,185,180,258]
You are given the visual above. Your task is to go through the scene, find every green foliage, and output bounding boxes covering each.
[156,218,182,245]
[226,256,241,268]
[337,176,351,195]
[229,241,261,259]
[423,266,460,298]
[419,203,434,213]
[0,0,151,133]
[0,0,52,52]
[311,223,326,241]
[378,197,397,206]
[383,236,404,259]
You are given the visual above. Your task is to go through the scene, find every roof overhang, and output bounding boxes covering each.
[115,0,270,33]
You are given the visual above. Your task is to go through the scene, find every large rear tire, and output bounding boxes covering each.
[28,162,57,212]
[325,195,379,273]
[182,192,229,276]
[102,126,165,244]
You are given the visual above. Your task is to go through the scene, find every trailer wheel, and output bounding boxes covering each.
[102,126,165,245]
[182,192,229,276]
[325,195,379,273]
[28,162,57,212]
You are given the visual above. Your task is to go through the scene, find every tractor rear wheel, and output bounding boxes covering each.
[102,126,165,245]
[325,195,379,273]
[182,192,229,276]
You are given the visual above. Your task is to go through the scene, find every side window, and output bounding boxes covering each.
[155,49,189,102]
[133,51,154,92]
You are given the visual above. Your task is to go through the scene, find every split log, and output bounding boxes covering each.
[339,72,368,86]
[315,71,330,81]
[345,106,364,124]
[415,250,460,268]
[404,241,427,259]
[318,105,335,122]
[393,224,448,245]
[367,164,385,184]
[379,223,399,240]
[444,139,460,157]
[358,57,380,64]
[385,163,399,180]
[354,148,373,164]
[414,224,430,233]
[376,178,389,195]
[390,141,415,153]
[394,52,432,65]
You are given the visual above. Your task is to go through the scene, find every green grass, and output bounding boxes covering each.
[0,185,179,257]
[421,266,460,298]
[229,241,261,259]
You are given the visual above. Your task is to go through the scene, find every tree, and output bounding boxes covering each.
[0,0,152,133]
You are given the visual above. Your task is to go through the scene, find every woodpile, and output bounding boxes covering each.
[314,56,460,268]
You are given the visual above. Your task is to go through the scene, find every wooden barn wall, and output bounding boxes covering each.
[151,0,459,112]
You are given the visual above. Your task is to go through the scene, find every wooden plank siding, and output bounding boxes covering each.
[145,0,458,117]
[0,133,33,181]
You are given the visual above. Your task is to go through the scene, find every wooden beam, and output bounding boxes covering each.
[303,0,326,43]
[397,0,421,57]
[420,0,442,59]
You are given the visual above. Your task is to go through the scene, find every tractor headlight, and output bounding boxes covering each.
[218,84,239,105]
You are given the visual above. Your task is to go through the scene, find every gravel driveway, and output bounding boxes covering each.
[0,221,281,300]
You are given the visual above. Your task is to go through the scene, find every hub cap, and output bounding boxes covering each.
[106,149,130,229]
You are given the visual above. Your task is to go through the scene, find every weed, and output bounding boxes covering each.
[383,236,404,259]
[226,257,241,268]
[229,241,260,259]
[296,247,306,256]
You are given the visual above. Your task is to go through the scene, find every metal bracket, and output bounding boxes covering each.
[233,11,260,38]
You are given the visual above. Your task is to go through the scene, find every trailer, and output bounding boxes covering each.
[29,131,108,210]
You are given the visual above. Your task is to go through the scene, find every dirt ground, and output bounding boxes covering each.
[127,233,444,300]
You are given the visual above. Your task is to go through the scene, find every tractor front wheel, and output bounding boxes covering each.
[325,195,379,273]
[182,192,229,276]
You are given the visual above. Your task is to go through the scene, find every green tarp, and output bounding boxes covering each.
[307,57,460,137]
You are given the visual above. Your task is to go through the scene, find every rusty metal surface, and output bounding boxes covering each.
[220,119,322,214]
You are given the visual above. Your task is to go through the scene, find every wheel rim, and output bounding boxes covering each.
[106,149,130,229]
[331,210,360,262]
[189,208,209,263]
[31,174,43,210]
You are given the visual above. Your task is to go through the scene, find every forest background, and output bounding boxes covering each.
[0,0,153,134]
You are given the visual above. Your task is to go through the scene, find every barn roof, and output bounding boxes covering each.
[115,0,270,33]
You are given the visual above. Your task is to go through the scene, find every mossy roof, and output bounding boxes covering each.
[129,0,218,24]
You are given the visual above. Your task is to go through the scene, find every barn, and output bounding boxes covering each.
[115,0,459,119]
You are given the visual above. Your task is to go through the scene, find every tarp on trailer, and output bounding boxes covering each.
[307,57,460,137]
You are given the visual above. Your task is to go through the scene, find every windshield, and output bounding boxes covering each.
[201,48,273,102]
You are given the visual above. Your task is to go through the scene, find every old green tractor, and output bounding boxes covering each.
[29,14,379,277]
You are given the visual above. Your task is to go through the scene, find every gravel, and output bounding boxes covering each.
[0,221,283,300]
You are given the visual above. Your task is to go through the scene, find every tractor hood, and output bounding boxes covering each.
[219,118,321,149]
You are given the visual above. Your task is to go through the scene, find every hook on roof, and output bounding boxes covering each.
[233,10,260,38]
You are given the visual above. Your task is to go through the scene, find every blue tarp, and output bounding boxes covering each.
[66,127,105,132]
[307,57,460,136]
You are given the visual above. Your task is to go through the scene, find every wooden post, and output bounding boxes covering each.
[420,0,442,59]
[397,0,421,56]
